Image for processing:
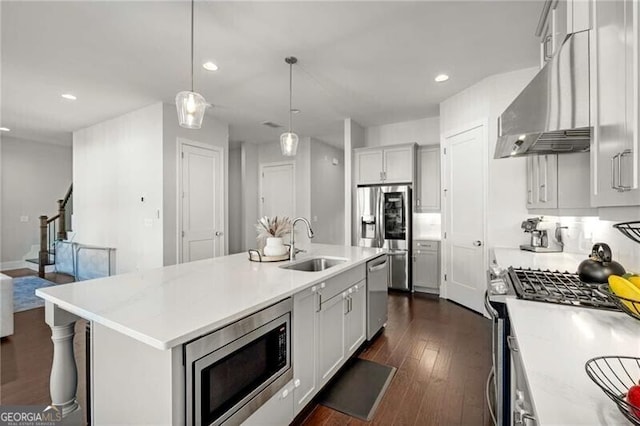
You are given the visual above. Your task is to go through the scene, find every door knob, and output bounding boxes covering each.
[215,231,224,237]
[473,240,482,247]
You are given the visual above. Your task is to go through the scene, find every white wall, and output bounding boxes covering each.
[0,136,72,267]
[228,147,243,254]
[310,139,344,245]
[241,142,259,251]
[440,67,538,249]
[258,138,311,220]
[365,116,440,147]
[162,103,229,266]
[344,118,365,245]
[257,138,313,249]
[73,103,163,274]
[534,216,640,271]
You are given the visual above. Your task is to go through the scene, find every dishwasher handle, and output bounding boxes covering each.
[368,258,388,273]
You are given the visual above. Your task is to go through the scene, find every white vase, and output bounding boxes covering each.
[263,237,287,256]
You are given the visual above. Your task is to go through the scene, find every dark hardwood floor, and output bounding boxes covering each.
[299,293,493,426]
[1,271,492,426]
[0,268,86,418]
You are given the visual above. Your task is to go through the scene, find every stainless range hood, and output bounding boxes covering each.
[494,30,591,159]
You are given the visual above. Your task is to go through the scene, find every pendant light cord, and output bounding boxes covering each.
[190,0,195,92]
[288,62,293,132]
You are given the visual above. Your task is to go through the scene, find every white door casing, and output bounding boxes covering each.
[442,122,488,315]
[178,140,224,263]
[260,162,295,219]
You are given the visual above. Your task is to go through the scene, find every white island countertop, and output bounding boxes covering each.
[37,244,385,351]
[507,298,640,425]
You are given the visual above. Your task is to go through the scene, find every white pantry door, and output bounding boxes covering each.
[260,162,295,219]
[443,123,487,314]
[180,143,224,263]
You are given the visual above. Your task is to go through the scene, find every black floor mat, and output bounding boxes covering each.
[317,358,396,421]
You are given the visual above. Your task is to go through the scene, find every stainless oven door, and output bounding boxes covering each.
[185,299,292,426]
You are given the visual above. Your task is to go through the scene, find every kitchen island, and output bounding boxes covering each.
[36,244,386,425]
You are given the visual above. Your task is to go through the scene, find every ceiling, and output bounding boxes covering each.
[1,1,542,147]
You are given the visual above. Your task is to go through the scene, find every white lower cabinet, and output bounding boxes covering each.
[317,292,347,386]
[412,241,440,293]
[292,269,368,418]
[292,285,319,415]
[345,281,366,356]
[242,380,295,426]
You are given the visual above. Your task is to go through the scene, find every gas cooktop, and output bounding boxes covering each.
[507,267,620,311]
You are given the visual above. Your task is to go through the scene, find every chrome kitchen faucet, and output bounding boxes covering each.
[290,217,314,261]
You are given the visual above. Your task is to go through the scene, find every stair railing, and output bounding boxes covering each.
[37,184,73,277]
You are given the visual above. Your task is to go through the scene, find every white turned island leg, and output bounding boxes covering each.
[44,301,83,422]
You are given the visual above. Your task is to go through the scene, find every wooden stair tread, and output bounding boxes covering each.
[25,258,55,266]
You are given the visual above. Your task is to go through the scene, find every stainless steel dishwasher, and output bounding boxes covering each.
[366,255,389,340]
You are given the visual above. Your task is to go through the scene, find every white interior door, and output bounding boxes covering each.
[443,123,487,314]
[180,142,224,263]
[260,162,295,219]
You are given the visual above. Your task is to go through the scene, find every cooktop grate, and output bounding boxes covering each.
[508,267,619,310]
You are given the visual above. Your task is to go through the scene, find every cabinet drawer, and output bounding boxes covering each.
[413,240,439,251]
[318,264,366,302]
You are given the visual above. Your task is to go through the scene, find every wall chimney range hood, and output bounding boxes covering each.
[494,30,591,159]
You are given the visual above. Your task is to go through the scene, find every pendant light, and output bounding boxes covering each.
[280,56,299,156]
[176,0,207,129]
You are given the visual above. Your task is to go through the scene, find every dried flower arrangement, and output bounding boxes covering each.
[255,216,292,246]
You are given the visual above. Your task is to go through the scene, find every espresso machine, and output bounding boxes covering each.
[519,217,565,253]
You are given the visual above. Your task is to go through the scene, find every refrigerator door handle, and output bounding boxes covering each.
[376,188,384,247]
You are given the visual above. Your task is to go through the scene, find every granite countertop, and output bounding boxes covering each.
[507,298,640,425]
[37,244,385,350]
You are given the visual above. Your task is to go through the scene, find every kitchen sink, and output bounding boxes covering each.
[280,257,348,272]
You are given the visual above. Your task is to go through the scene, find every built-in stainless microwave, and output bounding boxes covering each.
[184,298,292,425]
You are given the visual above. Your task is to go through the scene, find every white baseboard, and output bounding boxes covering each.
[0,260,26,271]
[24,262,54,273]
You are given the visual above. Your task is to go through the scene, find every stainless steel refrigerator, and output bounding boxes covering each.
[356,185,412,291]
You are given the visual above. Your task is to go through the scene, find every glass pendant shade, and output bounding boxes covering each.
[280,131,299,156]
[176,91,207,129]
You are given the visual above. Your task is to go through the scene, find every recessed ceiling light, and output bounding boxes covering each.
[434,74,449,83]
[202,62,219,71]
[0,127,10,132]
[61,93,77,100]
[291,109,301,114]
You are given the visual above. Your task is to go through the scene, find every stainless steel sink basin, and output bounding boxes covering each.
[280,257,348,272]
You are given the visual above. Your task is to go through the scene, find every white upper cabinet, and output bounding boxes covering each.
[383,146,414,183]
[416,146,441,212]
[590,0,640,207]
[354,144,415,185]
[527,152,596,215]
[355,149,384,184]
[538,0,590,68]
[526,154,558,209]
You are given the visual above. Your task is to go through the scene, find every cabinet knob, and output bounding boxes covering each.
[311,286,317,292]
[294,379,301,388]
[320,282,326,289]
[348,288,353,294]
[343,292,347,298]
[354,284,359,290]
[282,389,289,398]
[473,240,482,247]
